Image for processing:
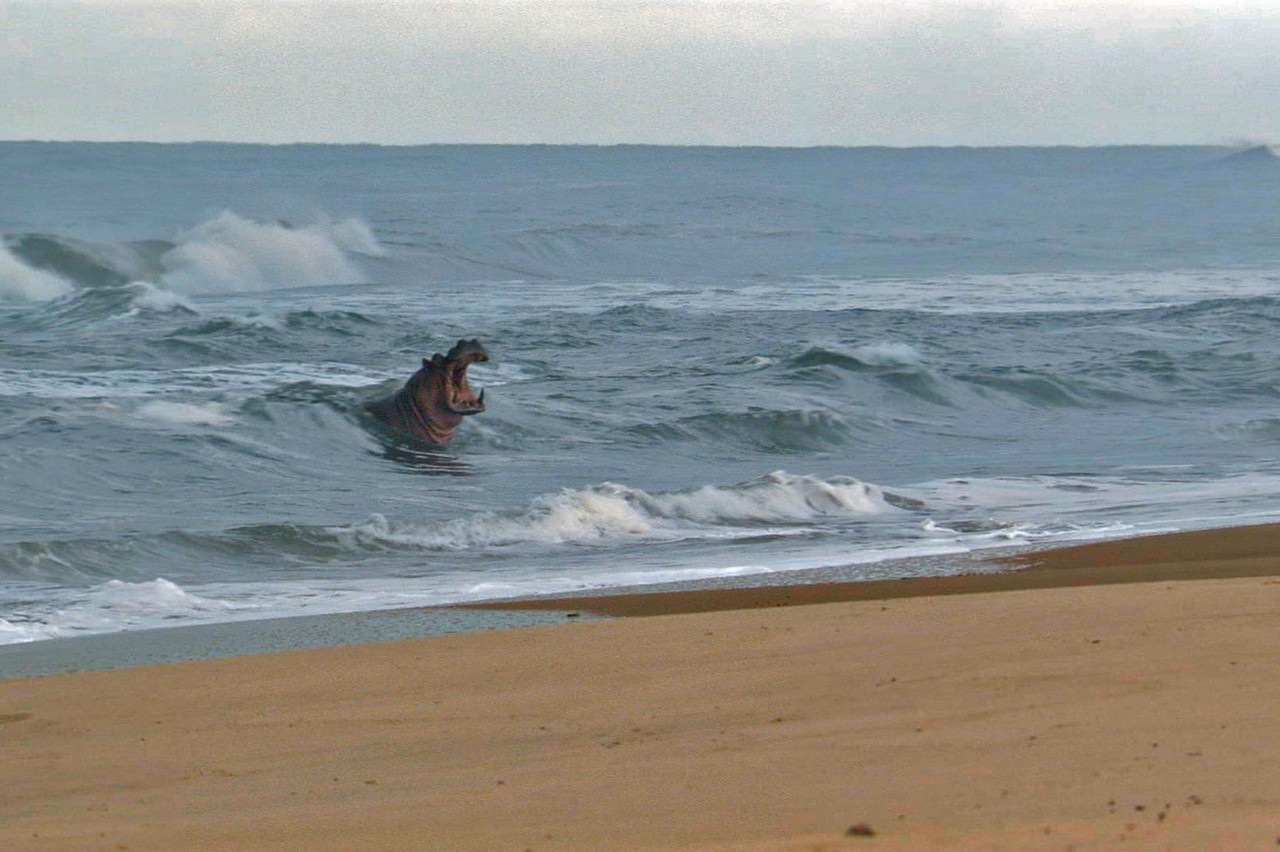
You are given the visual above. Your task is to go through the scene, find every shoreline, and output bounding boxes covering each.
[0,605,592,682]
[5,521,1280,680]
[0,539,1019,680]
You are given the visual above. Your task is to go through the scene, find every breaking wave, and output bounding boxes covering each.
[134,401,236,428]
[159,212,383,294]
[0,471,910,644]
[337,471,897,551]
[789,342,925,372]
[0,243,75,301]
[0,211,383,302]
[0,578,240,644]
[0,473,897,586]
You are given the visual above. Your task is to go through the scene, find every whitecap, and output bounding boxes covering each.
[852,342,924,368]
[332,471,894,552]
[0,244,74,302]
[0,616,62,644]
[628,471,891,523]
[158,211,380,294]
[135,400,235,427]
[84,578,234,617]
[126,280,194,313]
[323,216,386,257]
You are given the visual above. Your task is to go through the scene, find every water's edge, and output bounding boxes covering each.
[0,546,1025,680]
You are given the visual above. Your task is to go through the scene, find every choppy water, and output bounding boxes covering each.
[4,142,1280,644]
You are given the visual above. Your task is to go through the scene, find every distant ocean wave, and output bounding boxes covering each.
[0,211,382,303]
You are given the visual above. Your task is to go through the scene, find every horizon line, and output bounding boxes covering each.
[0,139,1270,151]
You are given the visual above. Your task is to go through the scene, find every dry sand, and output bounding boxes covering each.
[5,524,1280,849]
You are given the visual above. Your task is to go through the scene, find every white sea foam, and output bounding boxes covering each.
[322,216,385,257]
[158,211,381,294]
[853,342,923,367]
[85,578,235,617]
[0,579,239,644]
[336,472,894,552]
[0,616,64,644]
[626,472,889,523]
[0,245,74,302]
[124,281,194,313]
[135,401,235,427]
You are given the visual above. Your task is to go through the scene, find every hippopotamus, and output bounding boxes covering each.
[365,339,489,445]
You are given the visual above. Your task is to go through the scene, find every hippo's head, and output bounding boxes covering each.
[365,338,491,446]
[408,338,489,426]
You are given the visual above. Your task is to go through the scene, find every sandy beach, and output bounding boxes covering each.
[6,524,1280,849]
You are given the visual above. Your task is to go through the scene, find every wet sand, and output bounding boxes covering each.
[5,523,1280,849]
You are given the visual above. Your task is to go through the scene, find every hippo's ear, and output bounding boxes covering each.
[422,357,430,368]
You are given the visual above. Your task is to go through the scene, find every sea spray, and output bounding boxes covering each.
[159,212,381,294]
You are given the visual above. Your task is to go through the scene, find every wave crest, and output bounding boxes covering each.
[790,342,925,372]
[335,472,896,551]
[0,243,74,301]
[159,212,381,294]
[1,211,383,302]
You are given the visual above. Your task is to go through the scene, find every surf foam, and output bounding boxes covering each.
[135,401,236,428]
[0,578,239,644]
[0,244,74,301]
[159,212,383,294]
[852,342,924,367]
[2,211,384,301]
[336,472,896,552]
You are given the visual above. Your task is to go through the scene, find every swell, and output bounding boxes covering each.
[773,298,1280,413]
[155,308,381,362]
[528,295,1280,462]
[625,409,862,452]
[2,289,386,373]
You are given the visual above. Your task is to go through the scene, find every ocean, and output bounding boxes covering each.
[3,142,1280,646]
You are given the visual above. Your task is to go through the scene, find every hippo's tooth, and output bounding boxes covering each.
[478,388,485,405]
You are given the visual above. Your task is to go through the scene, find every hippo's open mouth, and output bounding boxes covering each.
[444,340,489,415]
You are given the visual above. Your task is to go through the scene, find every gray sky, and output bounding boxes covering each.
[2,0,1277,146]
